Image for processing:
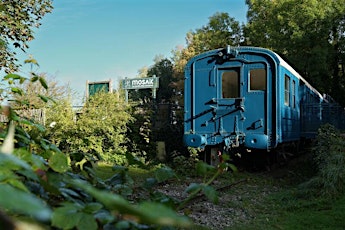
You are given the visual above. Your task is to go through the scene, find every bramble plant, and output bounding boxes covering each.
[0,69,194,229]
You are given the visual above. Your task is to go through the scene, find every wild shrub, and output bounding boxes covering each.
[171,147,200,176]
[126,102,157,164]
[45,92,134,165]
[300,124,345,198]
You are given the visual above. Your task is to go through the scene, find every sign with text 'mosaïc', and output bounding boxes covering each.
[122,77,159,90]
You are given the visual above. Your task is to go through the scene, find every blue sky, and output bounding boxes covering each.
[17,0,247,105]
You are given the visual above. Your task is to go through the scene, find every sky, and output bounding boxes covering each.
[17,0,248,105]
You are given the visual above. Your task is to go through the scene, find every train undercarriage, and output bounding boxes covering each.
[199,139,311,171]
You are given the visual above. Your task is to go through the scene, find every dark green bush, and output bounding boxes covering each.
[300,124,345,198]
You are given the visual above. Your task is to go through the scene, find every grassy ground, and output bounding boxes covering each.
[228,153,345,230]
[93,161,154,180]
[92,156,345,230]
[229,186,345,230]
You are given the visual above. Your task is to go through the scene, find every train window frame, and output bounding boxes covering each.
[249,68,267,91]
[222,70,240,98]
[284,75,290,106]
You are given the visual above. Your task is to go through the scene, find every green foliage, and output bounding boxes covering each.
[172,148,200,176]
[0,0,53,73]
[0,71,194,228]
[51,202,102,230]
[172,12,243,75]
[154,166,176,183]
[148,58,176,102]
[73,179,191,228]
[188,12,243,54]
[177,159,231,211]
[45,92,134,165]
[126,102,156,163]
[0,131,194,229]
[300,124,345,198]
[245,0,345,104]
[11,72,72,109]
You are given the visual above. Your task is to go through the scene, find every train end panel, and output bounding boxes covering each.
[184,46,277,151]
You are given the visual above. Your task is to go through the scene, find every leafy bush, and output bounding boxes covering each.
[171,147,200,176]
[126,102,157,164]
[0,128,193,229]
[45,92,134,165]
[300,124,345,198]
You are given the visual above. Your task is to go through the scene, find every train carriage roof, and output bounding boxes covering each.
[186,46,323,99]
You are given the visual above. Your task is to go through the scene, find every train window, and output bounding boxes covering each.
[292,80,296,108]
[249,69,266,91]
[284,75,290,106]
[222,71,239,98]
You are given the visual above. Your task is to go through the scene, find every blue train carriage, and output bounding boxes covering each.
[183,46,324,164]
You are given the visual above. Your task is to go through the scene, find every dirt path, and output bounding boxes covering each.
[158,154,312,229]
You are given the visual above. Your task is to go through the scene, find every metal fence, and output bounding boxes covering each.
[301,102,345,133]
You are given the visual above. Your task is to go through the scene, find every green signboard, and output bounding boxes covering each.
[86,80,112,97]
[122,77,159,90]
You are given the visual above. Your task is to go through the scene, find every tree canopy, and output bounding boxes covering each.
[171,1,345,105]
[171,12,244,101]
[245,0,345,103]
[0,0,53,73]
[172,12,243,75]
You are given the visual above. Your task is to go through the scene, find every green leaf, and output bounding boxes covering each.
[19,76,26,84]
[138,202,192,227]
[228,163,238,172]
[49,151,69,173]
[94,209,115,225]
[0,184,52,221]
[196,161,215,175]
[4,73,22,80]
[11,87,24,95]
[59,188,82,199]
[52,203,98,230]
[6,178,29,192]
[143,177,157,189]
[30,74,39,82]
[38,94,50,102]
[115,220,131,229]
[77,213,98,230]
[112,165,127,172]
[24,57,39,66]
[0,153,32,171]
[83,202,103,214]
[202,185,218,204]
[154,166,175,183]
[32,122,45,132]
[185,183,202,194]
[39,76,48,89]
[2,73,27,83]
[72,179,192,227]
[52,207,82,229]
[0,170,28,191]
[72,179,136,212]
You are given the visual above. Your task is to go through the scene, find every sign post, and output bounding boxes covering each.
[122,76,159,102]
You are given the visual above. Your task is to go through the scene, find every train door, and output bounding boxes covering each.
[241,63,271,149]
[215,67,244,137]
